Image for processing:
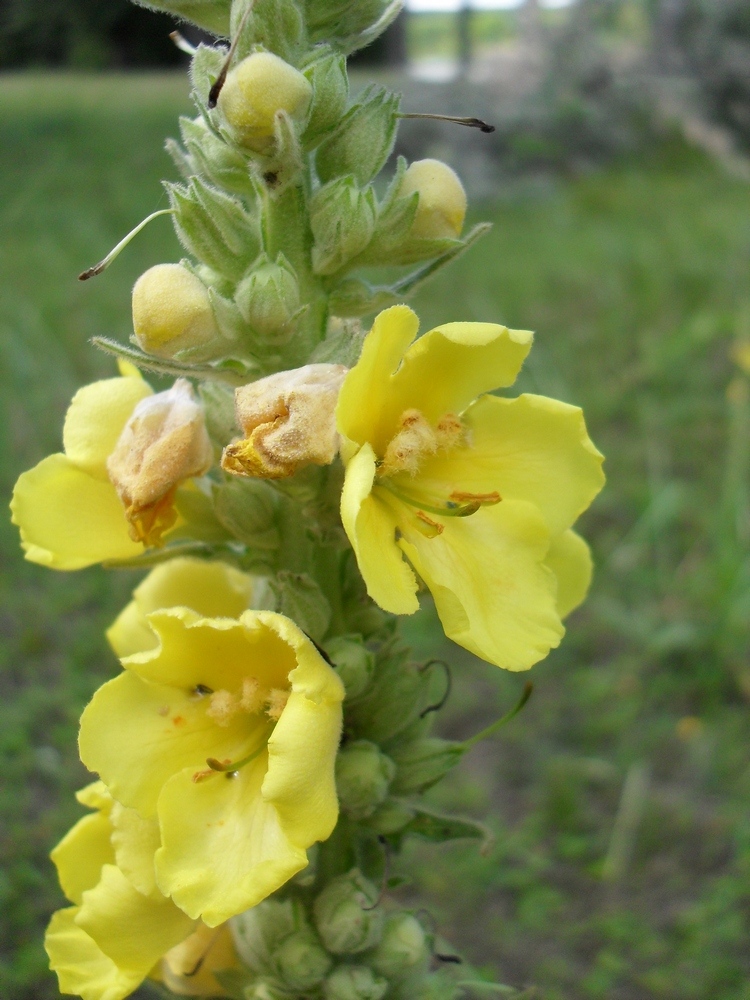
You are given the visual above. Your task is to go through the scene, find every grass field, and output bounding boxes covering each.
[1,73,749,1000]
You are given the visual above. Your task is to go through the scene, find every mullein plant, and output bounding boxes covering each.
[11,1,605,997]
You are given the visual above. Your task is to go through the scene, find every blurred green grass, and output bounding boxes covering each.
[1,73,749,1000]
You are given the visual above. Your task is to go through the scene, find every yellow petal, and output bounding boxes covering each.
[162,923,237,996]
[340,444,419,615]
[256,615,344,846]
[155,759,308,926]
[11,454,142,570]
[46,906,142,1000]
[79,669,254,818]
[110,802,162,898]
[125,608,294,693]
[51,813,115,906]
[107,559,255,658]
[337,305,420,449]
[63,376,152,479]
[75,781,113,812]
[399,499,564,671]
[263,689,342,848]
[337,305,532,455]
[76,865,193,978]
[416,393,605,538]
[545,529,593,619]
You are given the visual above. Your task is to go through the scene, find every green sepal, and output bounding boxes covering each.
[164,136,195,181]
[214,968,256,1000]
[166,177,260,281]
[231,0,307,65]
[316,86,400,186]
[254,110,305,196]
[310,177,377,277]
[269,570,332,642]
[329,223,492,318]
[171,483,235,544]
[309,318,366,367]
[390,737,465,795]
[383,804,491,849]
[306,0,404,56]
[345,650,444,743]
[178,115,255,195]
[131,0,230,35]
[235,253,304,344]
[199,380,237,446]
[212,478,281,569]
[302,48,350,147]
[189,43,226,111]
[90,336,248,386]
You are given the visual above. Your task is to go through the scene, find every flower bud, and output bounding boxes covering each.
[222,364,347,479]
[275,930,332,991]
[107,379,213,546]
[218,52,313,151]
[132,264,219,360]
[336,740,395,820]
[370,914,430,979]
[324,636,375,700]
[397,160,467,239]
[311,178,377,276]
[235,256,301,341]
[324,965,389,1000]
[314,870,384,955]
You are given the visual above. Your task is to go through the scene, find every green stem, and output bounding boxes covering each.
[462,683,533,750]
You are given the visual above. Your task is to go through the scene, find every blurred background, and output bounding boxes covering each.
[2,1,750,997]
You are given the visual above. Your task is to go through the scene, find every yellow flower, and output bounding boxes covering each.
[45,781,239,1000]
[336,305,605,671]
[79,609,345,926]
[107,556,255,659]
[10,367,211,569]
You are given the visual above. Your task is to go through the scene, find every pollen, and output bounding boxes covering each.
[240,677,262,712]
[381,409,438,477]
[265,688,290,721]
[206,690,237,727]
[435,413,464,450]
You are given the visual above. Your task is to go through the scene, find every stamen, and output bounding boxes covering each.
[450,490,501,505]
[240,677,262,713]
[265,688,290,721]
[206,690,237,727]
[207,1,256,108]
[400,113,495,134]
[78,210,174,280]
[205,728,272,773]
[169,30,197,56]
[379,479,485,518]
[415,511,443,538]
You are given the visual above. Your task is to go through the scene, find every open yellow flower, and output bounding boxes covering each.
[79,609,344,926]
[45,781,238,1000]
[336,305,605,671]
[10,367,211,570]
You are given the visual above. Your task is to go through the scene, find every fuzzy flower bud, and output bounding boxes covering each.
[275,930,332,991]
[311,178,377,276]
[370,913,430,979]
[324,636,375,700]
[132,264,219,360]
[107,379,213,545]
[218,52,313,151]
[222,364,347,479]
[398,159,467,239]
[235,257,301,341]
[335,740,395,820]
[314,870,384,955]
[324,965,388,1000]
